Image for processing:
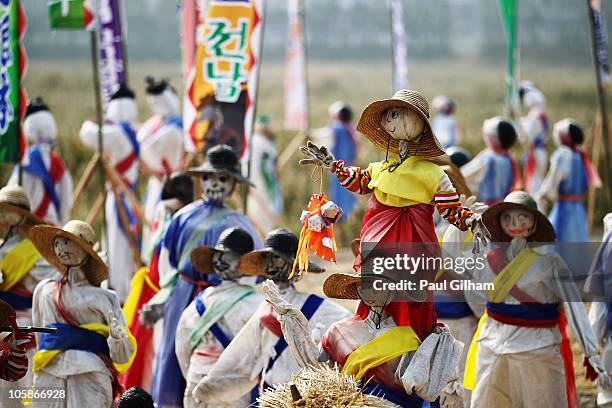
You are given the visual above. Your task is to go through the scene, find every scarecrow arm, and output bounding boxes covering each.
[332,160,373,195]
[106,298,134,365]
[435,175,473,231]
[535,146,572,210]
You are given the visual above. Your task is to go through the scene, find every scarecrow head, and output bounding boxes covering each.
[519,80,546,110]
[24,97,58,144]
[107,83,138,124]
[432,95,456,116]
[186,144,253,204]
[145,76,179,118]
[553,118,584,148]
[0,185,44,230]
[482,116,518,151]
[192,227,255,281]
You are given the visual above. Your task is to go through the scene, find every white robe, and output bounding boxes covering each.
[80,120,140,302]
[31,267,133,408]
[519,107,548,196]
[193,286,351,405]
[175,280,264,408]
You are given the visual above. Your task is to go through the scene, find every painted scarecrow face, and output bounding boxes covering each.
[0,212,23,228]
[212,250,242,281]
[201,173,235,203]
[53,237,89,267]
[500,209,536,239]
[358,279,397,308]
[381,107,425,141]
[265,253,296,283]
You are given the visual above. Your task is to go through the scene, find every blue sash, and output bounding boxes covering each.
[120,122,140,158]
[194,293,232,348]
[485,302,559,321]
[0,291,32,310]
[39,323,109,355]
[22,146,60,213]
[363,381,440,408]
[164,116,183,129]
[434,301,473,319]
[265,294,325,372]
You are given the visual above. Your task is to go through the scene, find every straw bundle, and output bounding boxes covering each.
[257,364,395,407]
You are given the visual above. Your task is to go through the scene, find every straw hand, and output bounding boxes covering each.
[299,141,336,170]
[262,279,293,315]
[466,213,492,254]
[108,310,125,339]
[459,194,488,215]
[588,355,612,389]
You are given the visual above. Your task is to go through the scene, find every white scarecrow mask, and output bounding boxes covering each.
[201,173,236,203]
[53,236,89,267]
[381,107,425,141]
[0,212,23,228]
[212,250,242,281]
[500,209,536,239]
[265,252,296,286]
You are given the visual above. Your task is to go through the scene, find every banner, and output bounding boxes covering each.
[589,0,610,85]
[98,0,126,105]
[0,0,26,164]
[498,0,520,115]
[283,0,308,131]
[183,0,264,156]
[48,0,94,30]
[181,0,197,82]
[388,0,408,91]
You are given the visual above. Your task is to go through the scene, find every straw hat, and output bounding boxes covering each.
[239,228,323,279]
[0,185,45,225]
[323,271,426,302]
[191,227,255,274]
[356,89,445,158]
[185,144,254,186]
[482,191,556,243]
[0,299,15,327]
[29,220,108,286]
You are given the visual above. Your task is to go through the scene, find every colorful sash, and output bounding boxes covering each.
[362,381,439,408]
[486,248,539,303]
[341,325,420,380]
[22,145,64,218]
[122,266,160,327]
[115,122,139,190]
[0,239,41,291]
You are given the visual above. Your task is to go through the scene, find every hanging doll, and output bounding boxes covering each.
[299,89,490,341]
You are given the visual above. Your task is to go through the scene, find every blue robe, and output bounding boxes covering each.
[330,121,357,221]
[477,150,515,204]
[150,200,262,407]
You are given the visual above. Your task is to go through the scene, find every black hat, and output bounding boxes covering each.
[446,146,472,168]
[25,97,50,117]
[110,83,135,100]
[145,76,174,96]
[191,228,255,274]
[568,122,584,145]
[161,173,194,205]
[497,120,518,150]
[117,386,154,408]
[185,144,253,186]
[239,228,323,278]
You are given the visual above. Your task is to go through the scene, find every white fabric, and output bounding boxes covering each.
[137,115,183,175]
[7,144,73,226]
[590,302,612,407]
[33,370,113,408]
[192,286,351,405]
[536,145,573,211]
[80,120,140,302]
[432,114,458,148]
[24,111,58,143]
[519,107,548,196]
[106,98,138,124]
[175,280,263,408]
[460,152,488,194]
[32,267,133,380]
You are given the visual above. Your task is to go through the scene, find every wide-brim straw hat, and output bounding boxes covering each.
[239,248,324,278]
[0,299,15,327]
[323,272,426,302]
[0,185,45,226]
[483,191,556,243]
[356,89,445,158]
[29,220,108,286]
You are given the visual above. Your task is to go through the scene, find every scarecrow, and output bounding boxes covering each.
[147,144,262,408]
[519,81,549,196]
[0,299,35,382]
[79,83,140,303]
[0,185,60,388]
[175,227,263,408]
[138,76,184,254]
[29,220,136,407]
[7,97,73,226]
[461,116,522,205]
[585,213,612,408]
[117,386,155,408]
[299,89,489,340]
[431,95,459,149]
[536,119,601,242]
[120,174,194,391]
[261,268,464,408]
[191,228,351,406]
[464,191,610,408]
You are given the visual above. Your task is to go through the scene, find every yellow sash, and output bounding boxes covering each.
[33,323,137,374]
[463,248,540,390]
[0,239,41,291]
[486,248,539,303]
[367,157,444,207]
[122,267,159,327]
[341,326,420,380]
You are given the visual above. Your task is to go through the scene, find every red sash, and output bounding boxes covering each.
[34,151,65,220]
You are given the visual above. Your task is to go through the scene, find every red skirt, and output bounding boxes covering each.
[356,196,439,341]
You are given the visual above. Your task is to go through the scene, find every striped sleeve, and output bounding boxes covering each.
[0,337,29,381]
[332,160,373,195]
[435,174,473,231]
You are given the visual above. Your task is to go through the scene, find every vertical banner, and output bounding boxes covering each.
[181,0,197,82]
[499,0,520,116]
[589,0,610,85]
[48,0,94,30]
[0,0,26,164]
[283,0,308,131]
[183,0,264,156]
[388,0,408,91]
[98,0,126,105]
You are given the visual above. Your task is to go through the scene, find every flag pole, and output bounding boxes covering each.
[586,0,612,204]
[387,0,396,94]
[243,0,267,215]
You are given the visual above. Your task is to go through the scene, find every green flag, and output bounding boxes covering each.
[0,0,25,164]
[499,0,520,116]
[48,0,94,30]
